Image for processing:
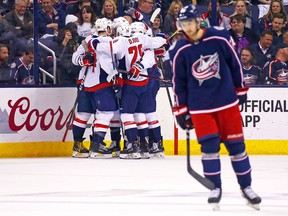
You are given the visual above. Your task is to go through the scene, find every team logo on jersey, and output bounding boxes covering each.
[192,53,220,85]
[276,69,288,85]
[22,76,35,84]
[244,74,258,85]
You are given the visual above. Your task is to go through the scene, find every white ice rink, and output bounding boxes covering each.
[0,156,287,216]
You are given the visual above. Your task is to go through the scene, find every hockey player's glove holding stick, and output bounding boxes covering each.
[172,105,194,130]
[236,86,249,105]
[129,61,144,79]
[78,52,95,66]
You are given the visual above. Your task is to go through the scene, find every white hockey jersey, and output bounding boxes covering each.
[96,34,166,83]
[72,35,114,90]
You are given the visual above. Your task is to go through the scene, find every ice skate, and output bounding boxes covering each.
[140,140,150,159]
[119,141,141,159]
[107,141,121,157]
[72,139,89,158]
[89,141,112,159]
[241,186,262,210]
[208,188,222,211]
[149,140,165,158]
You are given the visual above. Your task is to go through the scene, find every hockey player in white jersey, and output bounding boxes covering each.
[87,21,167,159]
[72,17,117,159]
[130,22,165,158]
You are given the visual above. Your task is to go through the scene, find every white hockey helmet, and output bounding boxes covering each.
[95,17,112,33]
[112,17,129,30]
[130,22,147,34]
[116,23,131,37]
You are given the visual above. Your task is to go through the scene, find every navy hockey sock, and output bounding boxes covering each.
[149,127,161,142]
[202,153,222,188]
[91,132,106,143]
[73,125,86,141]
[230,152,252,188]
[138,128,149,143]
[110,127,121,142]
[125,128,138,143]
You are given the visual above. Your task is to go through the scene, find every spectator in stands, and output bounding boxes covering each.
[66,0,99,19]
[51,22,81,84]
[38,0,67,38]
[0,43,14,84]
[200,0,231,30]
[240,47,262,85]
[262,43,288,85]
[269,13,287,45]
[163,0,183,36]
[0,18,22,61]
[77,5,97,37]
[0,17,20,44]
[250,30,273,69]
[137,0,155,24]
[258,0,287,34]
[229,14,259,54]
[54,0,67,11]
[249,30,274,69]
[4,0,33,39]
[152,14,162,34]
[230,0,252,29]
[10,44,35,84]
[124,0,155,26]
[100,0,118,21]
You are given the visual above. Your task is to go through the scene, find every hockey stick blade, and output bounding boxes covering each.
[186,129,215,190]
[82,40,89,52]
[150,8,161,23]
[187,166,216,190]
[61,66,89,142]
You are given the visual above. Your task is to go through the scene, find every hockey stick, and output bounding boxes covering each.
[186,129,215,190]
[157,57,178,129]
[168,30,180,40]
[108,39,128,144]
[61,40,90,142]
[150,7,161,24]
[117,69,172,83]
[106,40,118,82]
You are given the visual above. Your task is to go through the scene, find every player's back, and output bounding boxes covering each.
[113,35,144,71]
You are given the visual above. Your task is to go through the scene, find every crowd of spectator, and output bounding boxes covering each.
[0,0,288,85]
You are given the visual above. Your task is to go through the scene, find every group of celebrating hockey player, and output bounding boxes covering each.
[67,1,262,211]
[71,14,167,160]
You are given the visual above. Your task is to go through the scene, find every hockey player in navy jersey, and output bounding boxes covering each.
[169,4,261,210]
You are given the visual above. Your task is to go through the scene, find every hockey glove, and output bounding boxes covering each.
[236,86,249,105]
[154,46,166,58]
[113,77,123,99]
[124,8,143,21]
[79,53,95,66]
[172,105,194,130]
[129,61,144,79]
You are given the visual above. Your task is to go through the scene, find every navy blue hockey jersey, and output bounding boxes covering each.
[169,27,245,113]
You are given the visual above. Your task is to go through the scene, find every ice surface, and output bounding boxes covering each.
[0,156,287,216]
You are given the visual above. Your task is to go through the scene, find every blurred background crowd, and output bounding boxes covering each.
[1,0,288,85]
